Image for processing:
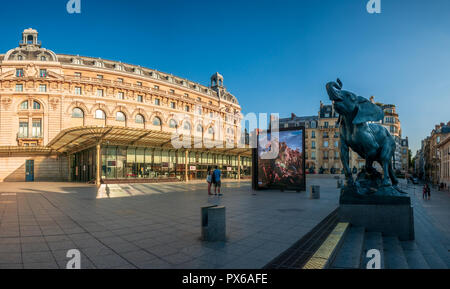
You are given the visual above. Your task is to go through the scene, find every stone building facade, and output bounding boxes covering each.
[0,29,251,182]
[417,122,450,185]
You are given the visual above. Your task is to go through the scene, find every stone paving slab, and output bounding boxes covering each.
[0,176,340,269]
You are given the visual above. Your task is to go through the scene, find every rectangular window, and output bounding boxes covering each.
[154,85,159,90]
[97,89,104,97]
[155,99,160,106]
[170,102,176,109]
[185,105,190,112]
[335,151,339,159]
[334,141,339,148]
[117,92,124,99]
[137,95,143,102]
[74,72,82,78]
[324,151,329,159]
[19,121,28,138]
[324,122,329,128]
[16,69,24,77]
[311,131,316,138]
[16,84,23,92]
[137,81,142,86]
[169,89,175,94]
[311,141,316,149]
[97,75,103,79]
[117,78,123,83]
[324,141,329,147]
[311,151,316,160]
[32,119,42,138]
[75,86,82,95]
[39,69,47,78]
[39,84,47,92]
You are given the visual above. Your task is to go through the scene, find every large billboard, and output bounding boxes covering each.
[253,127,306,191]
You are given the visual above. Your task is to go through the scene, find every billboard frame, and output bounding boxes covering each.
[252,126,306,192]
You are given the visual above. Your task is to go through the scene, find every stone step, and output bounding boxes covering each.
[331,226,365,269]
[361,232,385,269]
[383,236,409,269]
[413,214,448,269]
[400,241,430,269]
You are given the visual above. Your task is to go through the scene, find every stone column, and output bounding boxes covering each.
[96,142,101,187]
[67,154,72,182]
[185,149,189,182]
[237,154,241,181]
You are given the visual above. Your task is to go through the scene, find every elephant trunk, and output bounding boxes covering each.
[326,80,343,102]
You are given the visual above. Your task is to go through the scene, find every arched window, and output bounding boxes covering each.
[169,119,177,128]
[183,121,191,131]
[95,109,106,119]
[72,108,84,118]
[152,117,161,126]
[196,124,203,133]
[20,101,28,109]
[33,101,41,110]
[208,127,214,135]
[116,112,126,122]
[135,114,144,124]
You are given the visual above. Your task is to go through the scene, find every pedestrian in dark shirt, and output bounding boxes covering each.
[213,166,222,196]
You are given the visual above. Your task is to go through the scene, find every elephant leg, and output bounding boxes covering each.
[388,161,398,186]
[381,160,391,186]
[340,141,353,184]
[379,144,394,187]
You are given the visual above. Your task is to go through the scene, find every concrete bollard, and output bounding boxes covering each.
[207,206,226,242]
[310,185,320,199]
[201,205,226,241]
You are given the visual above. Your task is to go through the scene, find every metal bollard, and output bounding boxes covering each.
[310,185,320,199]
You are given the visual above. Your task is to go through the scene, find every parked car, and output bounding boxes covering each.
[411,177,419,184]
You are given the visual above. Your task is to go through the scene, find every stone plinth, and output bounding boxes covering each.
[339,186,414,241]
[201,205,226,242]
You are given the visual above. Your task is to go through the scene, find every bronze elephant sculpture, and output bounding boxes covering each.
[326,79,398,187]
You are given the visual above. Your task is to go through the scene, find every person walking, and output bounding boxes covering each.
[206,166,213,195]
[427,183,431,200]
[213,166,222,196]
[423,183,430,200]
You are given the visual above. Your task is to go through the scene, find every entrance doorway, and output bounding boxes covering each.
[25,160,34,182]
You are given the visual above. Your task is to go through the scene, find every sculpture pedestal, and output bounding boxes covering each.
[339,185,415,241]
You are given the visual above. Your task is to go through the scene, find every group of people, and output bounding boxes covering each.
[206,166,222,196]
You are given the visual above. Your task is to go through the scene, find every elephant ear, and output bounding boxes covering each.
[353,96,384,124]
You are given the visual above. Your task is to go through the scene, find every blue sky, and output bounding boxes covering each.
[0,0,449,153]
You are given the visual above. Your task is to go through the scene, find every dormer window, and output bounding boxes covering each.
[17,55,23,61]
[95,61,104,68]
[72,58,82,65]
[40,56,46,61]
[115,64,124,71]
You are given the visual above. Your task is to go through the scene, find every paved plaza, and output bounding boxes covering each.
[0,176,340,269]
[1,176,448,269]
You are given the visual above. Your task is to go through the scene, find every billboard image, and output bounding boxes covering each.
[256,127,305,191]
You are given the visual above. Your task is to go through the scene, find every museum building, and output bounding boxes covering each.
[0,29,251,183]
